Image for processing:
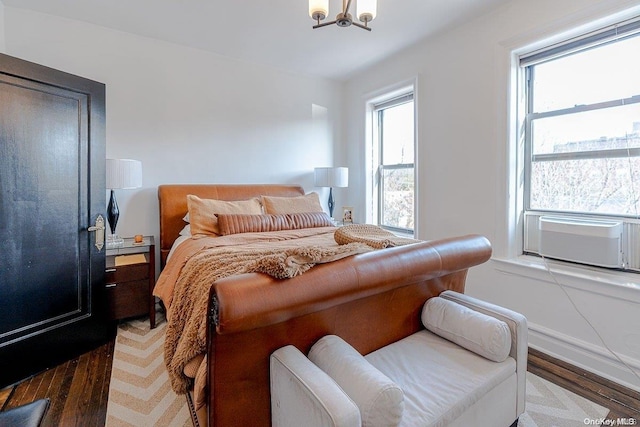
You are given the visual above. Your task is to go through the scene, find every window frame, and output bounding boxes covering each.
[519,17,640,272]
[523,68,640,218]
[373,92,415,235]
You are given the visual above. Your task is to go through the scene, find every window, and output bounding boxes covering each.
[373,93,415,234]
[520,19,640,271]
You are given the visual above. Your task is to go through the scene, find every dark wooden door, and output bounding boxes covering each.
[0,53,109,387]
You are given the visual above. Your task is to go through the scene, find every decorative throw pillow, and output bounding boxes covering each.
[217,212,334,235]
[308,335,404,427]
[261,192,323,214]
[186,194,262,235]
[421,297,511,362]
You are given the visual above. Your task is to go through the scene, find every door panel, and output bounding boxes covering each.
[0,53,109,386]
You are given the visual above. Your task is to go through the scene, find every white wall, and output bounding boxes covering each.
[0,1,5,52]
[343,0,640,390]
[3,7,341,241]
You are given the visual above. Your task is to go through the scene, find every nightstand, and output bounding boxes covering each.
[105,236,156,328]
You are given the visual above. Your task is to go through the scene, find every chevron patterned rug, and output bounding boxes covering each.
[106,314,610,427]
[519,372,609,427]
[105,313,191,427]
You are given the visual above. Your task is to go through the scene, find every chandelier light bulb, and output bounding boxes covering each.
[357,0,377,23]
[309,0,329,21]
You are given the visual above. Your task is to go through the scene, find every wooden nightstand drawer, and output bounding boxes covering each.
[106,279,149,320]
[105,263,149,283]
[105,236,156,327]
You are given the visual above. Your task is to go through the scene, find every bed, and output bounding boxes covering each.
[155,184,492,427]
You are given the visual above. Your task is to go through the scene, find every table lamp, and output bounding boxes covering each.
[106,158,142,248]
[314,167,348,218]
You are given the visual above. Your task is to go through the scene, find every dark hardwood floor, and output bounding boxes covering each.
[0,340,114,427]
[528,347,640,422]
[1,341,639,426]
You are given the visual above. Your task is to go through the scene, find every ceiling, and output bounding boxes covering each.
[1,0,511,80]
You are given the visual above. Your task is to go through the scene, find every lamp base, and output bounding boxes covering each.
[106,234,125,249]
[328,187,335,218]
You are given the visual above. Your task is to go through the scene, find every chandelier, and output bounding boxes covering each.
[309,0,377,31]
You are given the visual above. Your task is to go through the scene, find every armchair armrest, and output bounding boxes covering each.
[439,290,528,417]
[270,345,361,427]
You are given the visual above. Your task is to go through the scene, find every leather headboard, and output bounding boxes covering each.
[157,184,305,268]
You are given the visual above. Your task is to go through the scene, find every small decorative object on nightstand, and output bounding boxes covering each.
[342,206,354,225]
[105,236,156,328]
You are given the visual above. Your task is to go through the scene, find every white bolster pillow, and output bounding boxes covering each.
[422,297,511,362]
[309,335,404,427]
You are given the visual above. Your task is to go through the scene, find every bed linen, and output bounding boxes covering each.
[153,226,373,408]
[166,233,191,262]
[155,226,346,311]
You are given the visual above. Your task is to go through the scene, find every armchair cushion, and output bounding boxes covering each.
[365,331,517,427]
[421,296,511,363]
[308,335,404,427]
[271,345,361,427]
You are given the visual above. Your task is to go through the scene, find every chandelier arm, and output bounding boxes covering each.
[343,0,353,14]
[313,19,338,29]
[351,21,372,31]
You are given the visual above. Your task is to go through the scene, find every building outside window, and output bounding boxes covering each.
[520,19,640,271]
[372,93,415,235]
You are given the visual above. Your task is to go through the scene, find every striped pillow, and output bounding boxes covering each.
[216,212,334,236]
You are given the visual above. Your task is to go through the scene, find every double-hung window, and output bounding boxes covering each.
[373,93,415,235]
[520,19,640,271]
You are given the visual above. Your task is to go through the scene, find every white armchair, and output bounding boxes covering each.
[270,291,527,427]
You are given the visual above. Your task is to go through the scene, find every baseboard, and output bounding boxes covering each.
[528,321,640,393]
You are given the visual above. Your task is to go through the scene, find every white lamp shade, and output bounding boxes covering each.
[309,0,328,19]
[106,159,142,189]
[314,167,349,188]
[357,0,377,22]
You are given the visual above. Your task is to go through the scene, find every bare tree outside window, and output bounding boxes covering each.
[525,33,640,219]
[375,96,415,233]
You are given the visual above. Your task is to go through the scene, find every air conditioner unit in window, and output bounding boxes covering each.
[538,216,623,268]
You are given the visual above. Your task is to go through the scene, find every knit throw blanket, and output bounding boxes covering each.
[164,241,372,394]
[335,224,419,248]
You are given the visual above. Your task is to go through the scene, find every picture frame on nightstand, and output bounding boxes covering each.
[342,206,353,225]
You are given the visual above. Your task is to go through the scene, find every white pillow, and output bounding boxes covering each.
[308,335,404,427]
[178,224,191,236]
[421,297,511,362]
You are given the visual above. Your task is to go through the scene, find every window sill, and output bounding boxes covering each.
[490,255,640,303]
[393,230,415,239]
